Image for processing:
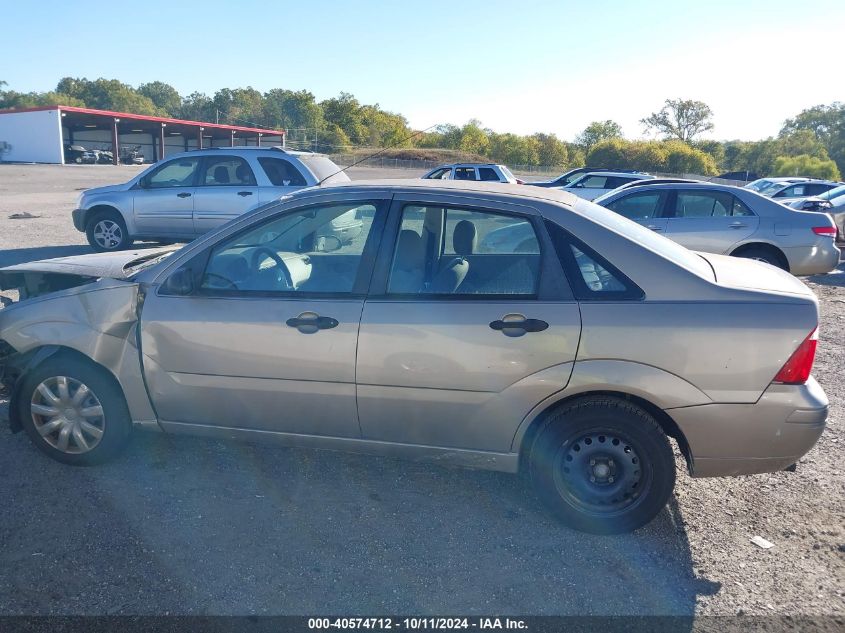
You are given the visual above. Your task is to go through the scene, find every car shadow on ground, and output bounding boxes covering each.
[0,421,720,617]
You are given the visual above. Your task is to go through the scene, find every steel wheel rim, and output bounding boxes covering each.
[553,429,651,516]
[93,220,122,249]
[30,376,105,454]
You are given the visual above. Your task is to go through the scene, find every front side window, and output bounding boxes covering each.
[478,167,500,181]
[200,202,380,294]
[145,157,200,189]
[606,192,664,219]
[258,157,307,186]
[387,205,541,296]
[572,175,608,189]
[200,156,256,186]
[775,185,806,198]
[426,167,451,180]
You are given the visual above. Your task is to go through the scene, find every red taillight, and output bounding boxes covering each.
[812,226,836,236]
[773,328,818,385]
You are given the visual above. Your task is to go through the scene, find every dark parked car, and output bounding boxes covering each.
[527,167,646,188]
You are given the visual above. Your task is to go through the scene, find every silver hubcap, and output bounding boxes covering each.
[30,376,105,454]
[93,220,123,249]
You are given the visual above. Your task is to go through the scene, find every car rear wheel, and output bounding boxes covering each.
[527,396,675,534]
[18,356,133,465]
[734,246,787,270]
[86,211,132,251]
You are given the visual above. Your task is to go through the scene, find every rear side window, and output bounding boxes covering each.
[478,167,500,181]
[605,176,637,189]
[258,157,307,186]
[674,191,732,217]
[544,220,643,300]
[806,183,834,196]
[573,175,608,189]
[606,192,664,219]
[201,156,256,186]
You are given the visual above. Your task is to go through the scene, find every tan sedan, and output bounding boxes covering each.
[0,180,829,534]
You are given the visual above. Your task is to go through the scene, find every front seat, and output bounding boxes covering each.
[429,220,475,293]
[390,230,426,293]
[213,166,230,184]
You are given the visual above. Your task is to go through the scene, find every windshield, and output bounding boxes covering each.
[298,154,350,185]
[499,165,516,181]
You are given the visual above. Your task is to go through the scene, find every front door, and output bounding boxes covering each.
[133,156,199,237]
[664,189,759,252]
[356,196,581,452]
[192,155,261,235]
[140,197,388,437]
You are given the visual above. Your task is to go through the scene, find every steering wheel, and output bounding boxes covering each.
[250,246,294,290]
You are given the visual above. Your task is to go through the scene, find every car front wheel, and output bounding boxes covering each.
[527,396,675,534]
[86,211,132,251]
[18,356,133,465]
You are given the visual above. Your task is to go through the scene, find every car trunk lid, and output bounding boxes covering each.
[697,252,816,299]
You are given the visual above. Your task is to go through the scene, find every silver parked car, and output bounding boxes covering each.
[593,183,840,274]
[789,184,845,244]
[422,163,521,184]
[554,171,654,200]
[0,180,828,534]
[72,147,353,251]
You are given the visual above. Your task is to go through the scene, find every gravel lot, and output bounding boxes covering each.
[0,164,842,617]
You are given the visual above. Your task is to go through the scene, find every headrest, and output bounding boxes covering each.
[452,220,477,257]
[213,166,230,184]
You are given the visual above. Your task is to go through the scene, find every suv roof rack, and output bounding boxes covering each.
[189,146,315,154]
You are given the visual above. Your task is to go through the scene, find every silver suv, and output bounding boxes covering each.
[72,147,352,251]
[422,163,521,184]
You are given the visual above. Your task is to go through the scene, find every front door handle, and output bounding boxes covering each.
[176,192,192,198]
[286,312,339,333]
[729,222,747,229]
[646,224,663,232]
[489,314,549,337]
[237,191,253,197]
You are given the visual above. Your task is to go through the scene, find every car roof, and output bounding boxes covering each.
[575,171,652,179]
[435,163,504,168]
[606,182,745,194]
[315,177,577,204]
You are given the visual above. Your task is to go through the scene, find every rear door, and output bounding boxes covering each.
[602,190,670,234]
[192,155,261,235]
[664,189,759,252]
[355,193,581,452]
[133,156,199,237]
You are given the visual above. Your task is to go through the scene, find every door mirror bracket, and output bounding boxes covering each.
[161,267,195,296]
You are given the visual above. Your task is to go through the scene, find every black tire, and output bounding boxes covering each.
[17,355,133,465]
[527,396,675,534]
[734,246,787,270]
[85,210,132,252]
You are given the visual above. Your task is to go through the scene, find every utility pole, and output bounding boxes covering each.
[216,109,219,125]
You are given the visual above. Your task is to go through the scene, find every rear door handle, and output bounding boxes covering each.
[286,312,339,333]
[489,314,549,337]
[729,222,747,229]
[237,191,253,197]
[176,192,192,198]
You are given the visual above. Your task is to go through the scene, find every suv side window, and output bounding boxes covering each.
[145,157,201,189]
[200,155,256,186]
[573,175,608,189]
[257,157,307,186]
[454,167,478,181]
[605,176,637,189]
[606,191,664,219]
[478,167,500,181]
[387,205,541,295]
[806,183,832,196]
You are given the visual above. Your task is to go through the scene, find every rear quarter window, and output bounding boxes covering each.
[258,157,307,186]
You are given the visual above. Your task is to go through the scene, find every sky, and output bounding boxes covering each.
[2,0,844,142]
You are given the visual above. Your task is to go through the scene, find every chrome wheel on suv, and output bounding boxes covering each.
[93,219,123,249]
[30,376,105,454]
[86,212,132,251]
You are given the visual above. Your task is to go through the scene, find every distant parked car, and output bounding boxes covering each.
[63,145,97,164]
[745,177,809,195]
[527,167,647,188]
[556,171,654,200]
[762,180,842,204]
[593,183,840,274]
[789,184,845,244]
[611,178,700,192]
[422,163,521,184]
[72,147,351,251]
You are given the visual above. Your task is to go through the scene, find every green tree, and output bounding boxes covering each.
[321,92,367,144]
[575,120,623,151]
[781,102,845,175]
[641,98,714,142]
[773,155,841,180]
[263,88,324,132]
[531,133,569,167]
[178,92,214,122]
[488,132,539,165]
[457,120,490,156]
[137,81,182,116]
[55,77,161,114]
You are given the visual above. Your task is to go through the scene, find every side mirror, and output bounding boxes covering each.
[161,268,195,296]
[315,235,343,253]
[137,176,149,189]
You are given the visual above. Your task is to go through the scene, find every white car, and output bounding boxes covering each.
[422,163,521,184]
[761,179,843,205]
[72,147,350,251]
[556,171,654,200]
